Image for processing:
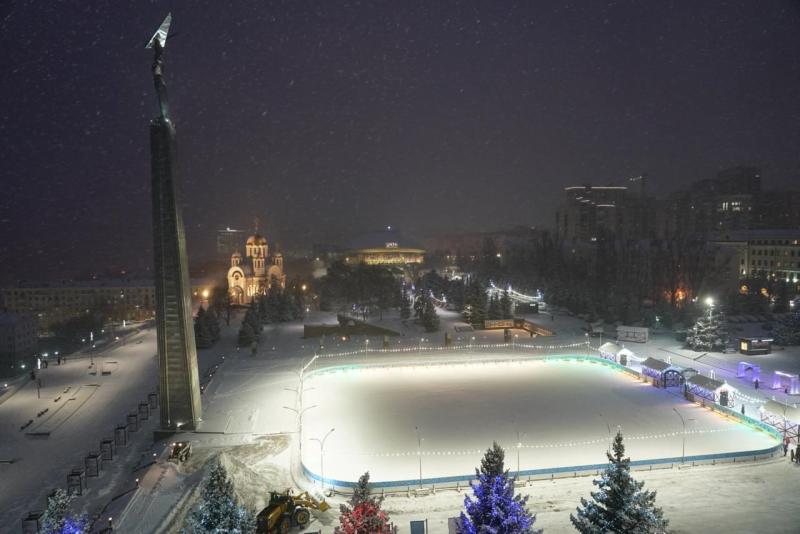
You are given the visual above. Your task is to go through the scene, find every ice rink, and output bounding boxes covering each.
[301,357,777,485]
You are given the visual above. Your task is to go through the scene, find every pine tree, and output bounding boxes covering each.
[463,279,487,327]
[41,489,87,534]
[186,460,255,533]
[775,312,800,346]
[335,472,394,534]
[238,322,256,348]
[480,441,506,478]
[413,294,425,319]
[488,294,500,320]
[194,306,214,349]
[571,431,668,534]
[501,290,513,319]
[400,294,411,321]
[459,444,540,534]
[422,297,440,332]
[685,312,728,351]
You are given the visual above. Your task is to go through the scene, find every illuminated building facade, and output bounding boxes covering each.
[345,228,425,266]
[226,229,286,305]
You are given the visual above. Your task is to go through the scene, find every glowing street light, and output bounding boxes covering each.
[310,427,335,491]
[705,297,714,318]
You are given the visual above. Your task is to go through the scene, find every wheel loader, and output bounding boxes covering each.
[256,489,330,534]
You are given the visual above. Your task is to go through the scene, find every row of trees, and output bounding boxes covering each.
[335,431,667,534]
[318,261,402,318]
[163,431,666,534]
[237,285,306,348]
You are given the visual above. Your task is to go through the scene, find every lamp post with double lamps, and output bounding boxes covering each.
[673,408,695,464]
[310,427,335,491]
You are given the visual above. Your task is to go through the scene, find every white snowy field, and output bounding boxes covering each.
[301,358,777,485]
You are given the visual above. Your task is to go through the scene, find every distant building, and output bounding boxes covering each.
[345,228,425,266]
[0,312,37,371]
[226,230,286,305]
[0,278,218,334]
[216,226,246,257]
[555,185,654,242]
[712,229,800,284]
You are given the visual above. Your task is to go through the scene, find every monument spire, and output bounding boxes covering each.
[147,13,202,432]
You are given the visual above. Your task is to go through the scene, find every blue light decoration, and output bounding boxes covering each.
[460,472,541,534]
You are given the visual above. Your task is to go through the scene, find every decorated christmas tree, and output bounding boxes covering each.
[685,312,728,351]
[41,489,87,534]
[571,431,668,534]
[335,472,394,534]
[185,460,255,533]
[459,443,541,534]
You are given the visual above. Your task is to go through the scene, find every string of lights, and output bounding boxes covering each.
[319,427,740,458]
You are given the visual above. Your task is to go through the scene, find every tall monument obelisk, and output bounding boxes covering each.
[147,14,202,431]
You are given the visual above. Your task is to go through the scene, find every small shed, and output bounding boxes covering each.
[617,348,636,366]
[599,342,621,361]
[739,337,772,355]
[641,358,684,388]
[685,375,737,407]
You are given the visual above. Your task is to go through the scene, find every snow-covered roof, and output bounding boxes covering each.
[763,401,800,423]
[686,374,736,393]
[599,342,621,354]
[617,348,635,358]
[641,357,671,372]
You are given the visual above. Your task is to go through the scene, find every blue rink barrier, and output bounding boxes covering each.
[301,352,783,491]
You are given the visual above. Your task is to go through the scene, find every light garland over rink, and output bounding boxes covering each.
[316,427,744,459]
[315,340,592,360]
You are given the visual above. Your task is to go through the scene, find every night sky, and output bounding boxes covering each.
[1,1,799,283]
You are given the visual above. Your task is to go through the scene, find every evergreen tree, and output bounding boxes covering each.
[480,441,507,478]
[400,294,411,321]
[571,431,668,534]
[194,306,214,349]
[206,308,221,342]
[459,444,540,534]
[685,312,728,351]
[413,294,425,319]
[335,472,394,534]
[291,283,306,320]
[186,460,255,533]
[488,295,500,320]
[238,322,257,348]
[774,312,800,346]
[501,290,513,319]
[41,489,87,534]
[422,297,440,332]
[470,282,487,326]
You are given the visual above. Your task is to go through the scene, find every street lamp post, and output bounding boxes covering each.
[673,408,695,464]
[415,426,423,488]
[516,430,525,479]
[284,405,319,452]
[310,427,335,491]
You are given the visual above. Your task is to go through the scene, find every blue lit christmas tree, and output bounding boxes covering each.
[571,431,668,534]
[459,442,541,534]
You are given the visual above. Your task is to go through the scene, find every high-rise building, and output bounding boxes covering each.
[216,226,246,257]
[555,186,629,241]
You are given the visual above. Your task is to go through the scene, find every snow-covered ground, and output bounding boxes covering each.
[4,306,800,533]
[301,359,777,485]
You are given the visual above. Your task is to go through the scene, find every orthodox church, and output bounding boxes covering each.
[227,223,285,305]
